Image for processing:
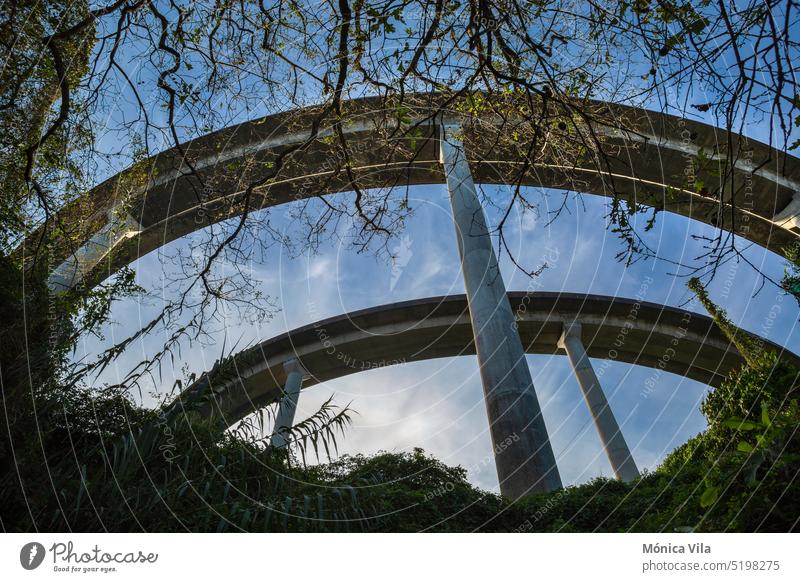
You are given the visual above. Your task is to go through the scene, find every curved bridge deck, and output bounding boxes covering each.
[26,94,800,290]
[179,292,798,427]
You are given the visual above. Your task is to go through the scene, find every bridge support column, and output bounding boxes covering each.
[270,359,306,449]
[439,124,562,498]
[558,322,639,481]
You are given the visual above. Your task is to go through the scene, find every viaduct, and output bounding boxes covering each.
[25,93,800,499]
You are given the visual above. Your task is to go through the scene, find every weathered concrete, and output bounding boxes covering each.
[269,359,306,449]
[175,292,799,453]
[22,94,800,290]
[440,124,561,497]
[559,322,639,481]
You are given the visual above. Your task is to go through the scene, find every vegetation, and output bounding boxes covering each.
[2,278,797,531]
[781,242,800,303]
[1,363,797,532]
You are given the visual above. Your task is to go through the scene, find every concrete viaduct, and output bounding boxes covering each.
[24,93,800,499]
[30,94,800,291]
[176,292,798,494]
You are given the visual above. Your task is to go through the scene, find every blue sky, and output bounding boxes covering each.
[77,181,800,493]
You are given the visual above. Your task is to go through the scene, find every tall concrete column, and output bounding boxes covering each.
[558,322,639,481]
[439,124,562,498]
[270,359,306,449]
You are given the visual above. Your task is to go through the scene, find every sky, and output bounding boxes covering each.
[77,181,800,494]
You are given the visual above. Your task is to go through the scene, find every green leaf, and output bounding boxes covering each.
[700,486,719,508]
[396,106,412,125]
[694,178,705,194]
[761,402,771,427]
[723,418,759,430]
[408,127,423,150]
[737,441,754,453]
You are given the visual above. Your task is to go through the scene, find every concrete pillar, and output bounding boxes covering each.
[270,359,306,449]
[439,124,562,498]
[558,322,639,481]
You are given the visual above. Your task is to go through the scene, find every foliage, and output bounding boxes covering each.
[2,337,797,532]
[692,352,800,532]
[781,241,800,303]
[1,385,510,532]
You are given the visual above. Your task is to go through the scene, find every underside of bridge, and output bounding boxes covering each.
[23,93,800,292]
[174,291,798,497]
